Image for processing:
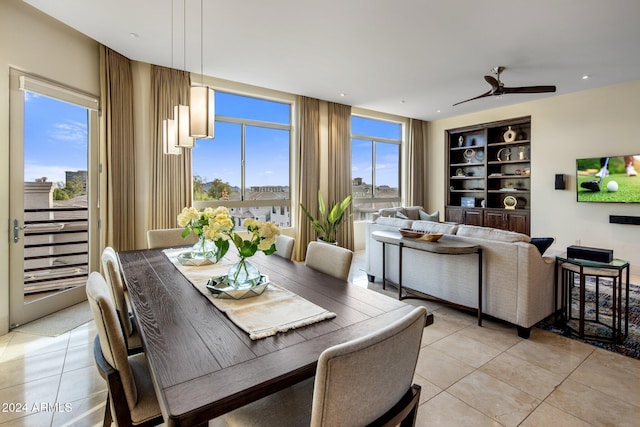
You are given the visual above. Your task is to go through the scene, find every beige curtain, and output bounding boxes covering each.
[100,46,136,250]
[327,102,354,250]
[149,65,192,230]
[294,97,321,261]
[407,118,429,207]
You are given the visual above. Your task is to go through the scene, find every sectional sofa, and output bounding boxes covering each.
[365,209,557,337]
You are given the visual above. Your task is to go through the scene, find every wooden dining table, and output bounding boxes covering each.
[118,247,433,427]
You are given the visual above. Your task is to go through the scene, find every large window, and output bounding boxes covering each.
[192,91,292,227]
[351,116,403,220]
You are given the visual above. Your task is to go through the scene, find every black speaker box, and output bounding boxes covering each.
[566,245,613,263]
[610,215,640,225]
[554,174,565,190]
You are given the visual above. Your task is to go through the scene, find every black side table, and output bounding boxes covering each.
[555,254,630,343]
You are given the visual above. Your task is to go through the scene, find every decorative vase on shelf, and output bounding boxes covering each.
[458,136,464,147]
[503,126,517,142]
[228,257,261,289]
[191,235,217,259]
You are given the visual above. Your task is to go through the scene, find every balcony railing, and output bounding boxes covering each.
[23,207,88,294]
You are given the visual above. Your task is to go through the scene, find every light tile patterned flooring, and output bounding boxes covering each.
[0,251,638,426]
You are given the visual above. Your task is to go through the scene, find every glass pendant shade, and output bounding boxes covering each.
[174,104,194,148]
[190,86,215,139]
[163,118,180,155]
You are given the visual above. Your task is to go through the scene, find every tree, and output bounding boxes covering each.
[193,175,209,201]
[52,177,83,200]
[207,178,231,200]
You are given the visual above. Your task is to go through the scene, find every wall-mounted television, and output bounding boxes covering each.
[576,155,640,203]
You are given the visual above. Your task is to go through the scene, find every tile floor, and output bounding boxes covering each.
[1,251,638,426]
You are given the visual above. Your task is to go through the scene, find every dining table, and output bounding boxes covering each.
[118,246,433,427]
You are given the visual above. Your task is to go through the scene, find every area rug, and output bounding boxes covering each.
[13,301,92,337]
[536,277,640,360]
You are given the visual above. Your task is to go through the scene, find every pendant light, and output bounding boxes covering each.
[175,104,194,147]
[189,0,215,139]
[174,0,194,147]
[163,0,180,155]
[163,118,180,155]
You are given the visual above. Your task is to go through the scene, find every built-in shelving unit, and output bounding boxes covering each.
[445,116,531,235]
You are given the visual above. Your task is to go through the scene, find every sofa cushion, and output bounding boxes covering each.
[456,225,531,243]
[530,237,555,255]
[418,209,440,222]
[403,206,424,220]
[378,207,402,218]
[411,220,458,235]
[374,217,414,229]
[395,211,409,219]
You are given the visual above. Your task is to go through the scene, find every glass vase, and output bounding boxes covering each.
[227,257,261,289]
[191,235,217,259]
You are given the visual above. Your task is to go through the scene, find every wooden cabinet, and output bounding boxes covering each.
[445,117,531,235]
[483,209,530,234]
[446,207,484,226]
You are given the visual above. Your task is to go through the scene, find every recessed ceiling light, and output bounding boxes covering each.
[582,75,590,80]
[339,93,346,97]
[436,109,441,113]
[129,32,139,39]
[400,100,405,104]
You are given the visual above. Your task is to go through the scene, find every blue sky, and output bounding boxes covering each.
[24,92,88,185]
[23,90,401,190]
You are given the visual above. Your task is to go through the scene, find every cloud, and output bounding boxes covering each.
[49,120,87,145]
[24,92,41,102]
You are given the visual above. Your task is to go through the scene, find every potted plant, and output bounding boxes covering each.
[300,191,352,244]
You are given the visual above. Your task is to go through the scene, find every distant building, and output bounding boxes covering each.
[249,185,287,193]
[65,170,87,193]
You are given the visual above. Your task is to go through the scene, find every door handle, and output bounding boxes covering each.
[13,219,25,243]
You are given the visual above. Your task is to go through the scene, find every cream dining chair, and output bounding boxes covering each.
[305,241,353,281]
[146,227,198,249]
[87,272,163,427]
[101,247,142,353]
[274,234,295,260]
[225,306,427,427]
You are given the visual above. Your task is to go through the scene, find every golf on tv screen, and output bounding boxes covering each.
[576,155,640,203]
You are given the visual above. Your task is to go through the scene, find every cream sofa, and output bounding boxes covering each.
[365,217,557,338]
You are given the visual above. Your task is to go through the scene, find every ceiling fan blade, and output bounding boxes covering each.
[502,85,556,94]
[452,90,492,106]
[484,75,500,91]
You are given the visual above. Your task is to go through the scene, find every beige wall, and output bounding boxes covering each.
[427,80,640,275]
[0,0,100,334]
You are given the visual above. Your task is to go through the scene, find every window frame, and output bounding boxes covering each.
[351,114,404,205]
[192,90,294,226]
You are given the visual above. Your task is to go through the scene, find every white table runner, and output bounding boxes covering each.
[163,248,336,339]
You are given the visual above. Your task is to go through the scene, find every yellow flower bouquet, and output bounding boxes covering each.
[177,206,234,261]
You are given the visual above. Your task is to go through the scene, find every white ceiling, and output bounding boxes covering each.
[24,0,640,121]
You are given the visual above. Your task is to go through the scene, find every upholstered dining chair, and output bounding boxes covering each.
[274,234,295,260]
[87,272,163,427]
[305,241,353,281]
[225,305,427,427]
[146,227,198,249]
[101,247,142,354]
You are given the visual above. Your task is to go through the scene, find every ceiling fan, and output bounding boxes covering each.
[453,66,556,106]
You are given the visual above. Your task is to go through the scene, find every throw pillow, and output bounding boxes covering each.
[395,211,409,219]
[530,237,555,255]
[419,210,440,222]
